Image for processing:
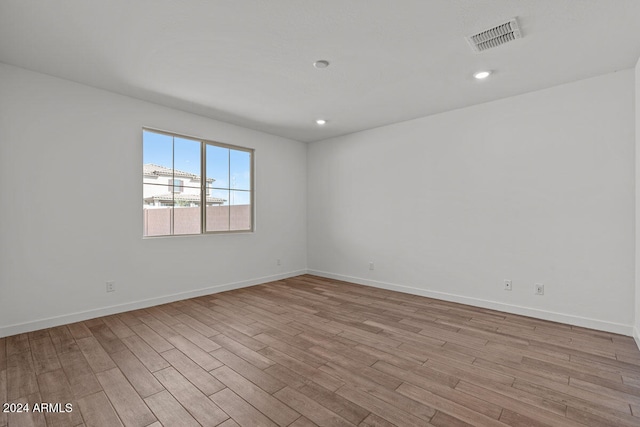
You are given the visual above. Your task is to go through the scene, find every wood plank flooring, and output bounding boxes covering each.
[1,274,640,426]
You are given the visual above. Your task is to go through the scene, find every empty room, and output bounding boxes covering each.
[2,1,640,426]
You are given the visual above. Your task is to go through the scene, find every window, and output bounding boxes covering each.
[169,179,184,193]
[142,129,253,237]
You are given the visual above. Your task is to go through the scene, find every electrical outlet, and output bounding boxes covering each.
[277,259,281,266]
[535,283,544,295]
[106,281,115,293]
[369,262,374,271]
[504,280,512,291]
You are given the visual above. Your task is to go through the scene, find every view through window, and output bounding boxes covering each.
[143,129,253,236]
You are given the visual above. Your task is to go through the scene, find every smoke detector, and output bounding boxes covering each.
[466,18,522,53]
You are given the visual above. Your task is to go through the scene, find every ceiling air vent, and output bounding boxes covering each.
[466,18,521,52]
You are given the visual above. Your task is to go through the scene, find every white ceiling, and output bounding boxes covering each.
[1,1,640,143]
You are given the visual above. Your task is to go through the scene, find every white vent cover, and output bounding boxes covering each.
[466,18,521,52]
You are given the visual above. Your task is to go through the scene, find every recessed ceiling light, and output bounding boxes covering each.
[316,119,327,125]
[473,70,492,80]
[313,60,330,69]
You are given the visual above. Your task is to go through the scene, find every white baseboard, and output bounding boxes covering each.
[308,269,634,337]
[0,269,306,338]
[4,268,636,342]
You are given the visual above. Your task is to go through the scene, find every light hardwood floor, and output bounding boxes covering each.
[1,275,640,426]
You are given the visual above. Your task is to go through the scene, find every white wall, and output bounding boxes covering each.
[0,63,307,337]
[635,58,640,345]
[2,62,636,339]
[308,70,635,334]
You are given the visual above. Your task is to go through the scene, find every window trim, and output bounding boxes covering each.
[143,127,255,237]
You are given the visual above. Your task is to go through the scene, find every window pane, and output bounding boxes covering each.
[143,183,172,236]
[206,189,229,232]
[174,137,201,189]
[143,131,173,169]
[228,190,250,205]
[143,131,173,185]
[230,190,251,231]
[230,149,251,190]
[206,145,229,189]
